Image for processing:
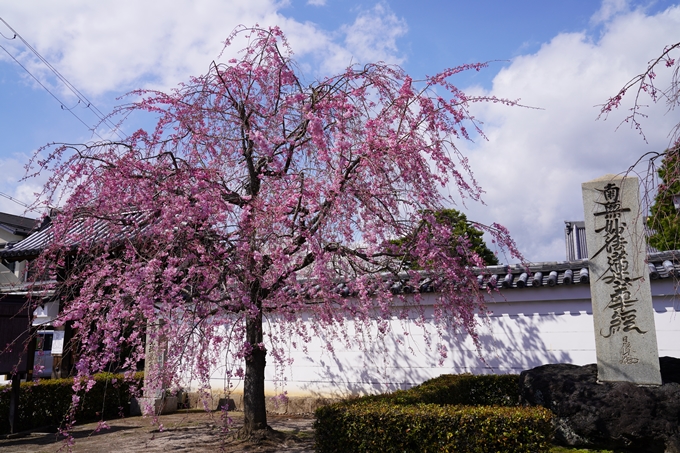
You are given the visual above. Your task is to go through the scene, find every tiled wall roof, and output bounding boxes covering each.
[467,250,679,291]
[3,213,679,295]
[325,251,680,297]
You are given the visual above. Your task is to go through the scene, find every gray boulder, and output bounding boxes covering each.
[519,357,680,453]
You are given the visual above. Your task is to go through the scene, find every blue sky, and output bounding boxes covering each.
[1,0,679,262]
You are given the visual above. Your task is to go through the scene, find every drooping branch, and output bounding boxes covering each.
[598,41,680,144]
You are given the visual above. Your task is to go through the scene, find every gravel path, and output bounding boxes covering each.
[0,411,316,452]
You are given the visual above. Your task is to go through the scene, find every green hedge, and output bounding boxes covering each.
[315,401,553,453]
[315,374,552,453]
[383,373,520,407]
[0,372,143,434]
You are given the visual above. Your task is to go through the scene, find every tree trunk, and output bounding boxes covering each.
[242,308,268,434]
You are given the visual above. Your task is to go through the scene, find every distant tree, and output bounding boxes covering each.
[648,145,680,251]
[24,26,520,437]
[391,208,499,268]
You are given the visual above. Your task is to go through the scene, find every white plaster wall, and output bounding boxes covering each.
[651,279,680,358]
[202,282,679,399]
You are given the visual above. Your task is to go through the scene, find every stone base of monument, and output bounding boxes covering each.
[519,357,680,453]
[217,397,236,412]
[129,396,178,416]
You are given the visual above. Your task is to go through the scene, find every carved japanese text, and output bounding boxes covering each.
[593,183,646,338]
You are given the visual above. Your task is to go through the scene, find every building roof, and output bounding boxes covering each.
[314,250,680,297]
[469,250,680,291]
[3,212,679,295]
[0,212,149,262]
[0,212,38,238]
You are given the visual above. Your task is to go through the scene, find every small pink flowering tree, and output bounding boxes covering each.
[599,41,680,146]
[599,41,680,248]
[28,26,519,435]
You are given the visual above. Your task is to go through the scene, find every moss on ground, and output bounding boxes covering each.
[550,446,616,453]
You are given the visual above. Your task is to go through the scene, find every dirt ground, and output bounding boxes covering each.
[0,410,316,453]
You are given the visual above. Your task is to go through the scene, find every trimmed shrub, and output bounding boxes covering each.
[0,372,143,434]
[315,400,553,453]
[387,373,520,407]
[315,373,552,453]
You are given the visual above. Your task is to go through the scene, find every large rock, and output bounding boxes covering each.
[519,357,680,453]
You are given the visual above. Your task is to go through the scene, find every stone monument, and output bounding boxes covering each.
[130,322,178,415]
[581,174,661,385]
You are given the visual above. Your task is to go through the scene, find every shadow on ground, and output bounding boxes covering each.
[0,410,315,453]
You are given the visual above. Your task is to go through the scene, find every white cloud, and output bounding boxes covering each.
[307,0,327,5]
[458,5,680,262]
[0,1,409,99]
[0,0,412,216]
[302,2,407,75]
[591,0,630,24]
[341,3,407,65]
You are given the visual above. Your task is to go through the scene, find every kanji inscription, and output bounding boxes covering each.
[592,183,646,339]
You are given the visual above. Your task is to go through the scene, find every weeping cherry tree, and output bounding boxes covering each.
[27,26,520,435]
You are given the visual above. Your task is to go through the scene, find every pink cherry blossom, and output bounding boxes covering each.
[25,26,521,436]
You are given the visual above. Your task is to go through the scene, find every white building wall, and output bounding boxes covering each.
[201,281,679,399]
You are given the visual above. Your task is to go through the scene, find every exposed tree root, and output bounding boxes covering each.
[236,425,285,442]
